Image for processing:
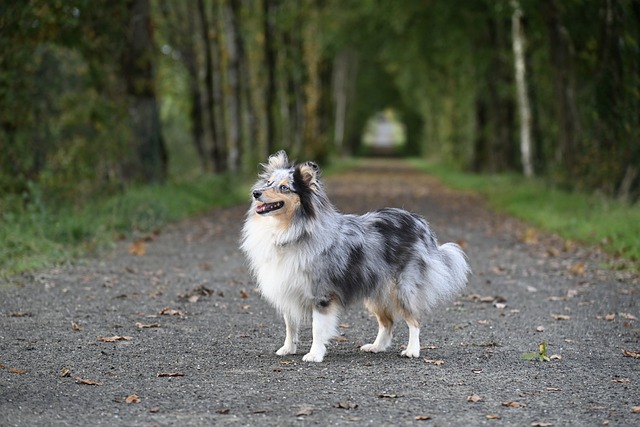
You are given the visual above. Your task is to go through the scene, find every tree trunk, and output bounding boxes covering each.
[511,0,534,178]
[263,0,278,155]
[211,1,228,172]
[121,0,167,183]
[542,0,581,181]
[224,1,242,173]
[196,0,223,173]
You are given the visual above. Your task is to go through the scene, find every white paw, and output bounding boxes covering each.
[302,352,325,362]
[400,348,420,358]
[360,343,385,353]
[276,344,296,356]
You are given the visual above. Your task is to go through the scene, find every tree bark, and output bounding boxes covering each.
[224,2,242,173]
[121,0,167,183]
[511,0,534,178]
[263,0,278,155]
[542,0,581,181]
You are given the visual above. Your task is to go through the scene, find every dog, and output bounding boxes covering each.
[240,151,470,362]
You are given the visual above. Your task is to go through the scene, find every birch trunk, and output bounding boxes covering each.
[511,0,534,178]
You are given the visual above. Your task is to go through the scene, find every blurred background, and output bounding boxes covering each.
[1,0,638,272]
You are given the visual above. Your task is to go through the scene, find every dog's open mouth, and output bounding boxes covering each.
[256,201,284,214]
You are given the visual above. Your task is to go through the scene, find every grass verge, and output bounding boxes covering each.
[0,175,249,276]
[413,160,640,270]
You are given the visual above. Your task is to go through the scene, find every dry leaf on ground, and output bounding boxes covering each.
[467,394,482,403]
[97,335,132,342]
[551,314,571,321]
[335,401,358,409]
[60,367,71,377]
[159,307,185,316]
[296,407,314,416]
[423,359,445,366]
[125,394,140,403]
[415,415,432,421]
[71,321,83,331]
[128,240,146,256]
[75,377,102,385]
[135,322,160,329]
[157,372,184,377]
[622,349,640,359]
[8,368,26,374]
[503,401,527,408]
[378,393,402,399]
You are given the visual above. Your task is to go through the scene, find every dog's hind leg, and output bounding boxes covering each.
[276,313,299,355]
[360,307,394,353]
[400,315,421,358]
[302,305,339,362]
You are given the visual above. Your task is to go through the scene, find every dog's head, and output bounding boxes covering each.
[250,151,322,224]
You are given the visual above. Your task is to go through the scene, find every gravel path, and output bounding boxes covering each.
[1,159,638,426]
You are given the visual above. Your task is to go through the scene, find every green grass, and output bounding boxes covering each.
[0,175,249,276]
[413,160,640,270]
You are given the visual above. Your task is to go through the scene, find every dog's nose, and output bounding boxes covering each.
[252,190,262,199]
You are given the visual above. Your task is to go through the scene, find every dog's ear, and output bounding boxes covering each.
[295,161,320,188]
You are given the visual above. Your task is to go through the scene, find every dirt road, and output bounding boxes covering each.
[1,159,638,426]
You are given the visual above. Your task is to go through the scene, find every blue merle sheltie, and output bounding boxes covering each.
[241,151,470,362]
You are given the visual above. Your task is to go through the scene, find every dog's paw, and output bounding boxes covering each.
[302,352,325,362]
[360,343,385,353]
[276,344,297,356]
[400,348,420,358]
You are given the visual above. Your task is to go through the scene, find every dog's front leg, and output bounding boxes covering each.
[276,313,298,355]
[302,307,339,362]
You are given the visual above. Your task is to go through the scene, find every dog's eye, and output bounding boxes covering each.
[279,184,290,192]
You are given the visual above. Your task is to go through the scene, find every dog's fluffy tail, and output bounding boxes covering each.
[425,242,471,308]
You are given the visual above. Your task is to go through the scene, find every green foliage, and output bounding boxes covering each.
[0,175,249,276]
[415,160,640,268]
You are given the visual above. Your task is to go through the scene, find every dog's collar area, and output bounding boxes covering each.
[256,201,284,214]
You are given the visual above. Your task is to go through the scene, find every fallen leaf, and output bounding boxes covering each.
[620,312,637,320]
[125,394,140,404]
[378,393,402,399]
[60,367,71,377]
[339,323,350,329]
[610,379,630,383]
[477,320,490,325]
[622,349,640,359]
[240,290,249,299]
[296,407,314,416]
[159,307,185,316]
[568,262,586,275]
[550,354,562,360]
[632,406,640,413]
[467,394,482,403]
[415,415,432,421]
[188,295,199,303]
[545,387,561,391]
[551,314,571,321]
[522,228,538,244]
[495,303,507,309]
[71,321,83,332]
[149,406,161,413]
[502,401,527,408]
[216,408,230,414]
[128,240,146,256]
[423,359,445,366]
[335,401,358,409]
[8,368,26,374]
[97,335,132,342]
[75,377,102,385]
[486,414,501,420]
[157,372,184,377]
[536,326,545,332]
[136,322,160,329]
[604,313,616,321]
